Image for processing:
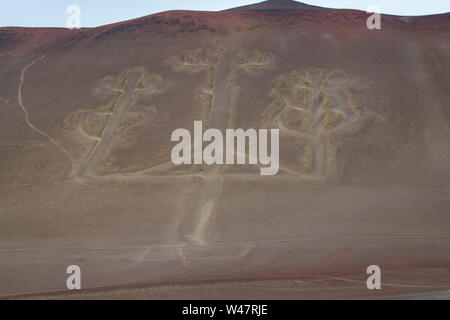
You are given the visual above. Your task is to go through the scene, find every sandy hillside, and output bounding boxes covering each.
[0,0,449,299]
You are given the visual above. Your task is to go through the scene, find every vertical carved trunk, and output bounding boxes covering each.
[79,71,142,177]
[170,46,274,246]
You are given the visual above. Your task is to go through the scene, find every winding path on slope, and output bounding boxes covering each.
[17,54,83,185]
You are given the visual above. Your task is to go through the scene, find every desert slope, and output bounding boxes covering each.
[0,1,449,299]
[225,0,326,12]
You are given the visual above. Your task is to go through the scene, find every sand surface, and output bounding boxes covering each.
[0,0,449,299]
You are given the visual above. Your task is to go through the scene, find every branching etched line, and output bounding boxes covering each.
[79,71,141,177]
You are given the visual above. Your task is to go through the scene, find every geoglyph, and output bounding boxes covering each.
[262,68,372,180]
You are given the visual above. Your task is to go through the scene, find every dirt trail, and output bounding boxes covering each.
[17,54,83,184]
